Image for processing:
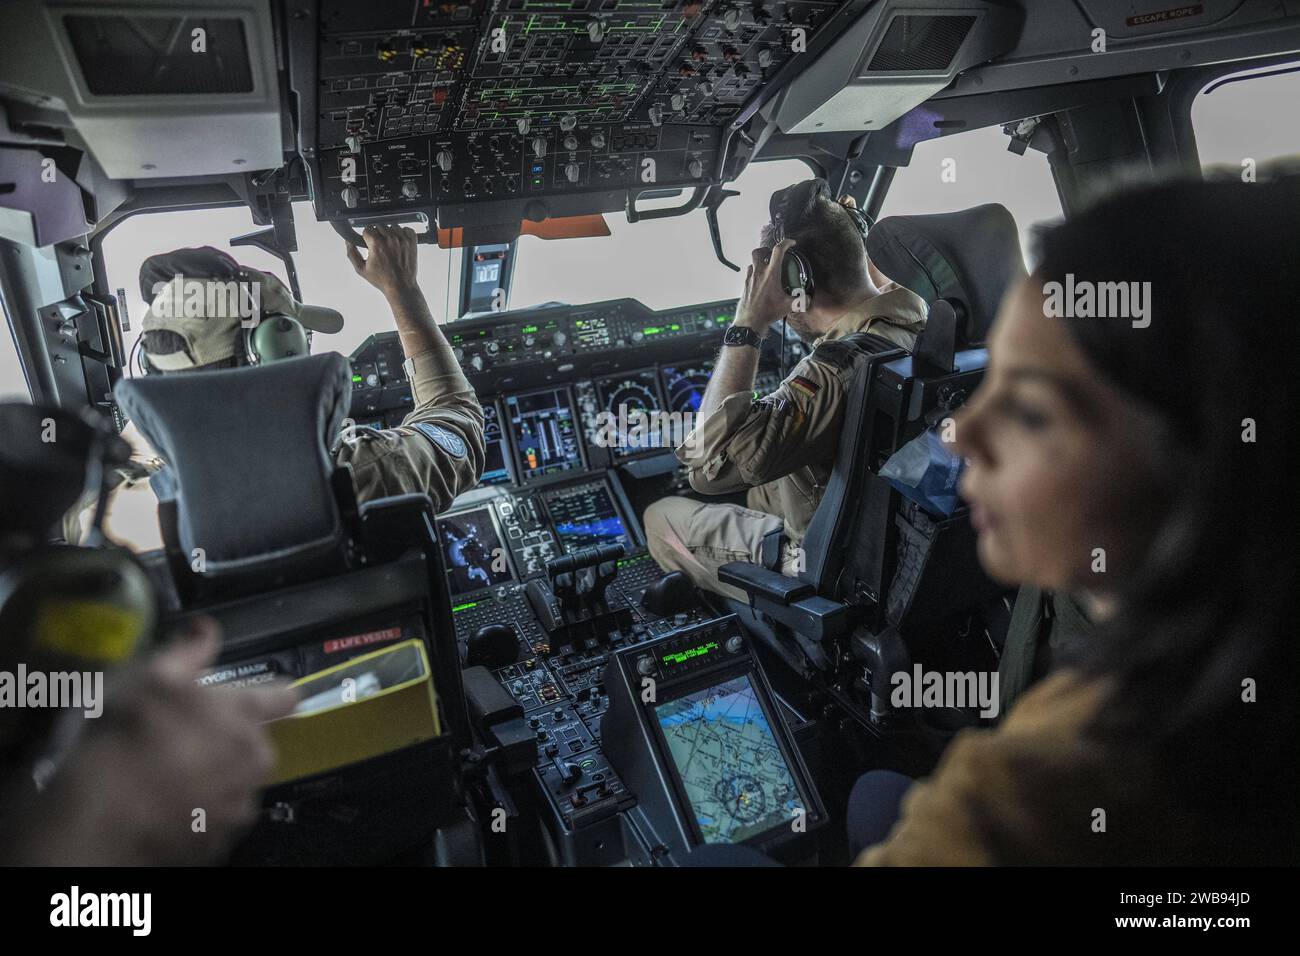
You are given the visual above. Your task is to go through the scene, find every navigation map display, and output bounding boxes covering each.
[438,507,513,596]
[655,674,805,844]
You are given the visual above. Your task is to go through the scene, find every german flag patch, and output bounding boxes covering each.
[790,375,821,398]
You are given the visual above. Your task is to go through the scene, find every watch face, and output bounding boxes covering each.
[725,326,759,347]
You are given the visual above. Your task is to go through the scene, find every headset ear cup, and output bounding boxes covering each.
[781,248,813,299]
[247,316,309,365]
[244,324,259,366]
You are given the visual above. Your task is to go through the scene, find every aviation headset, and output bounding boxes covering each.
[0,404,159,677]
[768,177,875,299]
[240,281,312,368]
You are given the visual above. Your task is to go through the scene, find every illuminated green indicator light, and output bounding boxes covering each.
[670,323,680,331]
[716,315,731,324]
[662,641,720,665]
[522,325,538,333]
[452,602,479,612]
[644,326,662,335]
[351,375,363,383]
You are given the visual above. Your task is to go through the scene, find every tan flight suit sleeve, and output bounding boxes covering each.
[336,344,485,512]
[852,673,1145,866]
[675,347,855,494]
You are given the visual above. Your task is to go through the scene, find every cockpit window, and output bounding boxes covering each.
[0,287,27,400]
[102,203,465,363]
[878,124,1062,267]
[507,157,813,312]
[1192,61,1300,175]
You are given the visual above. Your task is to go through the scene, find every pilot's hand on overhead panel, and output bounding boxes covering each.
[13,617,297,866]
[346,223,420,298]
[737,238,796,334]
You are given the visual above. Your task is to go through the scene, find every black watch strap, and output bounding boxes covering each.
[723,324,765,349]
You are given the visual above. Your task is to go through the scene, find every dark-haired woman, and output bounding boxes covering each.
[856,175,1299,865]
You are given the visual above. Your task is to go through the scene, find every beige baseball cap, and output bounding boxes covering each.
[139,247,343,371]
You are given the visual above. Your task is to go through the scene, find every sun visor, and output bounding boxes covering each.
[761,1,1021,136]
[0,0,283,180]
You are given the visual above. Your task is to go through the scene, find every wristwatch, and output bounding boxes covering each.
[723,324,766,349]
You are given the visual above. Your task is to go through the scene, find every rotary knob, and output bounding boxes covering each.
[532,136,547,158]
[365,373,380,387]
[436,149,454,172]
[564,162,580,183]
[523,334,536,347]
[453,346,464,362]
[590,130,606,149]
[726,635,744,654]
[698,80,714,97]
[648,104,664,127]
[560,114,578,132]
[723,8,742,31]
[564,133,579,151]
[485,341,500,356]
[551,330,567,347]
[758,48,773,69]
[469,355,485,372]
[636,656,655,677]
[401,180,418,198]
[344,135,362,154]
[587,18,605,42]
[687,157,704,178]
[517,116,531,135]
[670,93,686,112]
[340,185,359,209]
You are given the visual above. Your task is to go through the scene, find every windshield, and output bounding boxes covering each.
[508,157,813,311]
[879,124,1063,267]
[1192,60,1300,174]
[101,159,811,365]
[101,204,465,364]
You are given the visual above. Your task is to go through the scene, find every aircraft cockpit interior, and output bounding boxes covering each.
[2,0,1298,905]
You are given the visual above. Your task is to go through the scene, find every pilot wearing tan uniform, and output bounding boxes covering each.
[75,226,483,547]
[645,181,927,601]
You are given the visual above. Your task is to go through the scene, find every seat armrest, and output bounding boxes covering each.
[717,562,814,605]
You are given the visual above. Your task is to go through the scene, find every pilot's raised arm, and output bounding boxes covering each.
[339,225,485,511]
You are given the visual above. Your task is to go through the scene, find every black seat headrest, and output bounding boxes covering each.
[113,353,352,580]
[865,204,1027,345]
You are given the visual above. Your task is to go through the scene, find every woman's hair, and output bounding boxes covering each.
[1031,175,1299,863]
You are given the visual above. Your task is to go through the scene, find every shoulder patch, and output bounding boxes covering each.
[810,338,863,372]
[411,422,467,459]
[790,375,820,398]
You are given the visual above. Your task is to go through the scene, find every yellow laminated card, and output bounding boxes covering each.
[266,638,442,785]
